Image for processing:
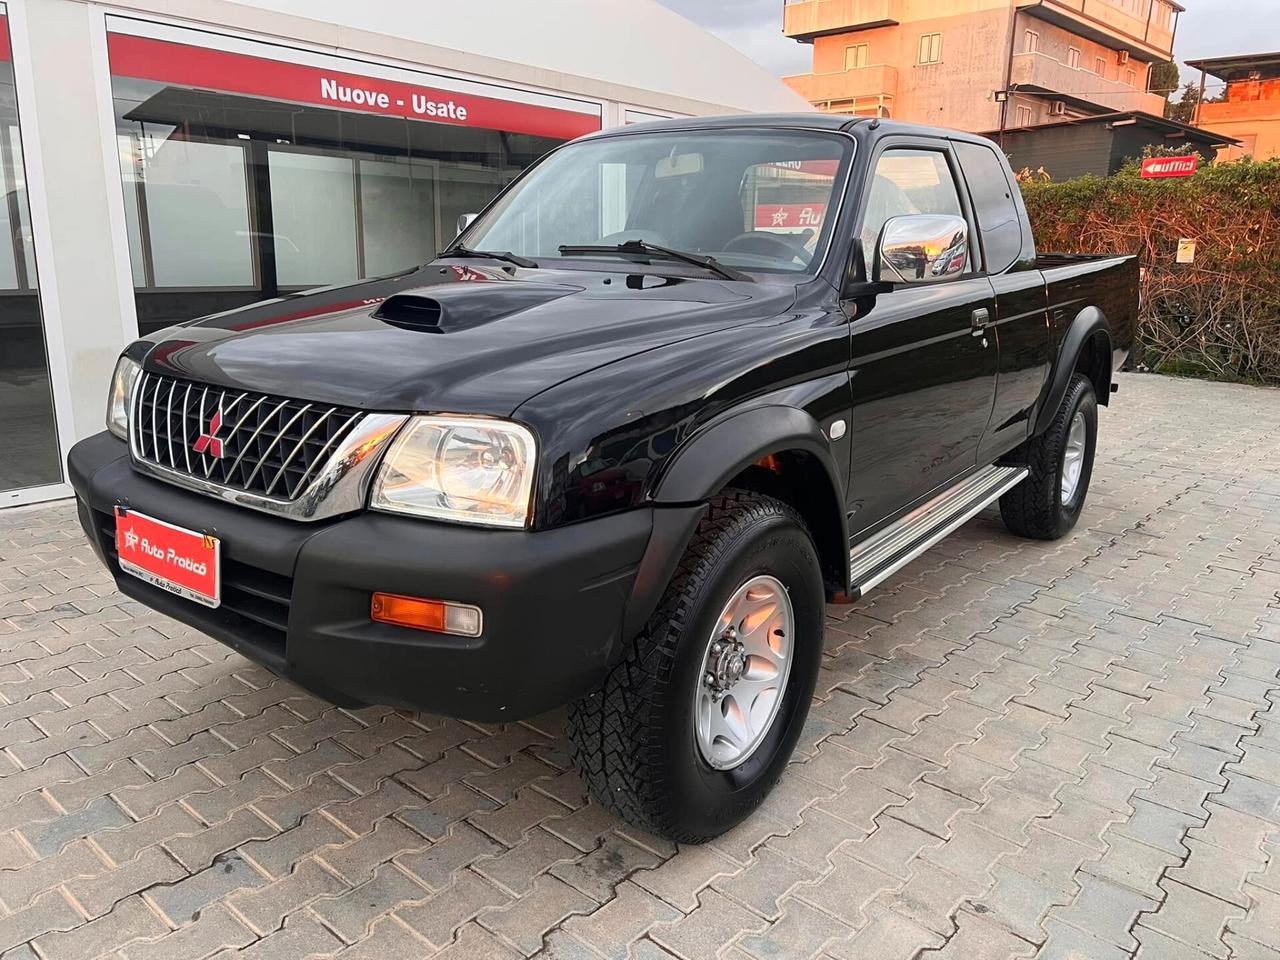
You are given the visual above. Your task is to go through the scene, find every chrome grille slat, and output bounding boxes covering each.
[265,408,332,498]
[288,411,361,499]
[164,380,176,469]
[148,375,160,465]
[197,386,213,479]
[225,398,291,478]
[181,384,193,474]
[243,403,313,490]
[130,373,364,503]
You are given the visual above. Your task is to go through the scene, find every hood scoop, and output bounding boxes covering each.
[372,283,578,334]
[374,294,444,332]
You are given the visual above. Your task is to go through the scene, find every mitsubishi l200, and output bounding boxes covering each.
[70,115,1137,840]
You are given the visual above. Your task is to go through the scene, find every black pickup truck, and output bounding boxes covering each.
[69,114,1137,841]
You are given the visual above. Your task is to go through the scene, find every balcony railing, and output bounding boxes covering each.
[782,0,902,40]
[783,64,898,107]
[1010,51,1165,113]
[1016,0,1175,61]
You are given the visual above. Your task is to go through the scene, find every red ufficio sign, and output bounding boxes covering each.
[755,203,827,230]
[1140,156,1199,179]
[106,33,601,142]
[115,507,221,608]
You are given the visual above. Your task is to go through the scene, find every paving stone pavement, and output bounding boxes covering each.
[2,371,1279,960]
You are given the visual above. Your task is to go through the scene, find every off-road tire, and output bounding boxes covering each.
[567,490,824,842]
[1000,372,1098,540]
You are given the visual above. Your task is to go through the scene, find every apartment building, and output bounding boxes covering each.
[783,0,1181,133]
[1187,52,1280,161]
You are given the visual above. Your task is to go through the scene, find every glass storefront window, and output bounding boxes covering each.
[0,6,61,492]
[268,150,359,287]
[107,25,597,335]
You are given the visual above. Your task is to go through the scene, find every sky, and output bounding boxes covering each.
[655,0,1278,89]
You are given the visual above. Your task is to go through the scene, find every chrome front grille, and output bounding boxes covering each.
[131,372,363,502]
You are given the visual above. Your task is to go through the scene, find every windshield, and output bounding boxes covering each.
[462,129,852,276]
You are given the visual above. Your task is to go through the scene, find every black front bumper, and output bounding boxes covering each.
[69,432,697,721]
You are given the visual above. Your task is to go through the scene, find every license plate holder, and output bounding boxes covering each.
[114,506,221,609]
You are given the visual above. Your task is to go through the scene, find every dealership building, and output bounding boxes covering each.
[0,0,809,507]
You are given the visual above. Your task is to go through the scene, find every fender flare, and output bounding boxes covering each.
[619,406,850,644]
[1034,307,1112,436]
[648,404,849,591]
[655,405,844,506]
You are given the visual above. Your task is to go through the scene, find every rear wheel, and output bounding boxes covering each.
[567,490,824,842]
[1000,373,1097,540]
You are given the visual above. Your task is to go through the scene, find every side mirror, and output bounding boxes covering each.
[456,213,478,236]
[874,214,969,284]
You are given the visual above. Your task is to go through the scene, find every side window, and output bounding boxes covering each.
[918,33,942,65]
[861,148,968,277]
[844,43,869,70]
[953,140,1025,274]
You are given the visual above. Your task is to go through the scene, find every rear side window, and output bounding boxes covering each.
[954,140,1025,274]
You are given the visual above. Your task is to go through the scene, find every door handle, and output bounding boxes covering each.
[970,307,991,336]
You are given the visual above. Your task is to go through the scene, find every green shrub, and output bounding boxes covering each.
[1021,158,1280,384]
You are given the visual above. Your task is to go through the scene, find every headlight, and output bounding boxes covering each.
[106,355,142,440]
[371,416,537,528]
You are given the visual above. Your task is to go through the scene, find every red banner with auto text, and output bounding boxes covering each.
[755,203,827,230]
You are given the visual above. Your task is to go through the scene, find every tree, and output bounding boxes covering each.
[1166,81,1202,124]
[1150,60,1181,103]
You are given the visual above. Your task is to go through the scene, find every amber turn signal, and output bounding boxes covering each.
[370,592,483,637]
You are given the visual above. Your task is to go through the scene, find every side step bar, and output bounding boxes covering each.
[848,464,1028,598]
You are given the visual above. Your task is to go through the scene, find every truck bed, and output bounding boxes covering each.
[1039,252,1139,371]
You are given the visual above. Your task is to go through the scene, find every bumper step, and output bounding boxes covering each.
[848,464,1028,598]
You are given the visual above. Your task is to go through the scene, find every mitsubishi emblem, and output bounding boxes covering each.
[193,409,226,459]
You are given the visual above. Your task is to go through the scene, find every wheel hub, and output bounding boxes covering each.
[704,631,748,699]
[693,575,795,771]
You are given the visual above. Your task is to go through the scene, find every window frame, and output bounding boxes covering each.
[844,43,870,70]
[1067,47,1082,69]
[1024,30,1039,54]
[1094,57,1108,77]
[917,33,943,65]
[1014,104,1034,126]
[119,131,260,295]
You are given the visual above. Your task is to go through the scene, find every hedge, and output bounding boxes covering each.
[1020,158,1280,384]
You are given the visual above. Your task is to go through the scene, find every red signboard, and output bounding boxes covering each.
[0,15,11,63]
[106,33,601,141]
[115,507,221,608]
[1140,155,1199,179]
[766,159,840,178]
[755,203,827,230]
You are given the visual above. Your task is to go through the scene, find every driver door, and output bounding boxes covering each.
[843,141,998,538]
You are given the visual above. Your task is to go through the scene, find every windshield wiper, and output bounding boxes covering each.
[438,244,538,269]
[557,240,751,282]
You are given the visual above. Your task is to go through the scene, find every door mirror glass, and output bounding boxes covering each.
[874,214,968,284]
[456,212,478,236]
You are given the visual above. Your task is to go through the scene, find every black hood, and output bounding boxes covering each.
[140,264,799,416]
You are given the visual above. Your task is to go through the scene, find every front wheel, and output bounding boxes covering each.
[567,490,824,842]
[1000,372,1098,540]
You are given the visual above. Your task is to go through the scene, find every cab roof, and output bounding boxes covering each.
[585,113,1002,149]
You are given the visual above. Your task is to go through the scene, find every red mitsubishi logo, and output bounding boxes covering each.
[193,409,226,459]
